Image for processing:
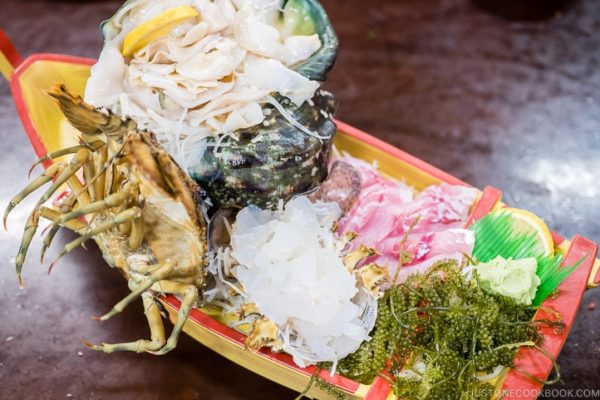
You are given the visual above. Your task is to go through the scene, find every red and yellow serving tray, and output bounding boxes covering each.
[2,30,599,400]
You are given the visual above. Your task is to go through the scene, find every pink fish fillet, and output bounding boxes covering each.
[337,157,478,282]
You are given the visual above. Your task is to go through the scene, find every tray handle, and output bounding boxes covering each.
[0,28,23,81]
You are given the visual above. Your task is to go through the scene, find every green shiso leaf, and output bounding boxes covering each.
[470,211,583,306]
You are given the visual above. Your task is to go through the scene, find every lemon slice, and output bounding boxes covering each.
[504,207,554,256]
[122,6,199,57]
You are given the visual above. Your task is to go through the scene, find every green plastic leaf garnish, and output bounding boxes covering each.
[470,211,583,306]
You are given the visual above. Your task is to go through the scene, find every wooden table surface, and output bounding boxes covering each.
[1,1,599,399]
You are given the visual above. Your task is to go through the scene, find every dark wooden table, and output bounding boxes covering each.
[1,1,599,399]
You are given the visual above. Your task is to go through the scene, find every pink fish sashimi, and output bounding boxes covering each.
[377,229,475,283]
[336,157,478,281]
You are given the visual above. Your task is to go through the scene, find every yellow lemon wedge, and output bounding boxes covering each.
[504,207,554,256]
[122,5,199,57]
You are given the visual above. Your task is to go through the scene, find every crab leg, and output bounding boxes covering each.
[28,142,103,177]
[39,207,87,232]
[36,149,91,209]
[15,212,40,287]
[28,145,84,176]
[94,145,108,201]
[119,184,140,236]
[82,155,97,202]
[66,174,91,207]
[49,207,141,271]
[3,162,65,228]
[40,224,61,264]
[38,207,88,263]
[108,164,124,199]
[14,148,90,284]
[128,210,144,251]
[84,292,166,353]
[57,189,131,226]
[98,261,176,321]
[74,137,128,203]
[148,282,199,355]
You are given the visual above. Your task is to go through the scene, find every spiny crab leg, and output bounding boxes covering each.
[3,162,65,229]
[35,148,91,209]
[39,207,87,232]
[66,175,91,207]
[94,145,108,202]
[28,141,104,178]
[13,148,91,285]
[49,207,142,272]
[83,292,166,353]
[57,188,132,226]
[40,224,61,264]
[15,212,40,287]
[14,149,93,280]
[147,282,199,355]
[97,261,176,322]
[39,205,88,263]
[82,154,97,202]
[119,184,140,236]
[74,136,130,203]
[128,205,144,251]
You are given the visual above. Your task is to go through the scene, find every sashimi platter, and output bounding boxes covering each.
[1,1,599,399]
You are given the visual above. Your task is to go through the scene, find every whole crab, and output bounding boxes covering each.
[4,85,208,355]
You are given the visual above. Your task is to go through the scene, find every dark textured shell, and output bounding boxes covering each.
[189,90,337,209]
[188,0,340,209]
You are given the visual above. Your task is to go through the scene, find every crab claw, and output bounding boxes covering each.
[81,338,102,351]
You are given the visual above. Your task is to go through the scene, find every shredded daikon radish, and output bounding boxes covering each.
[86,0,323,168]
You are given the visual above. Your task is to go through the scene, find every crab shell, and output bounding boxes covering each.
[98,132,207,291]
[5,85,208,355]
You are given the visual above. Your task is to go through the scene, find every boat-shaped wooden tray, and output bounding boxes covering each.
[2,30,599,399]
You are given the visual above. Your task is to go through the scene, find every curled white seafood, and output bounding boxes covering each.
[85,0,323,169]
[214,197,377,367]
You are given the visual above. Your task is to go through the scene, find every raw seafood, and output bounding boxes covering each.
[337,156,478,281]
[208,197,378,367]
[308,160,362,214]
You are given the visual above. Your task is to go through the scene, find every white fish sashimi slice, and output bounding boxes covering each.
[243,56,320,106]
[84,42,126,107]
[176,40,244,82]
[234,2,321,66]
